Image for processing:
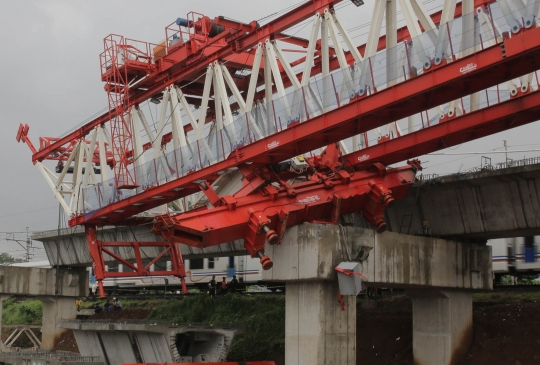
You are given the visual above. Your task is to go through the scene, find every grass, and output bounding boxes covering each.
[2,299,43,325]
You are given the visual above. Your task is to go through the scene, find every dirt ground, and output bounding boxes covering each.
[357,301,540,365]
[49,302,540,365]
[88,309,152,320]
[52,309,152,353]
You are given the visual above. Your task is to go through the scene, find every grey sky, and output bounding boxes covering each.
[0,0,538,259]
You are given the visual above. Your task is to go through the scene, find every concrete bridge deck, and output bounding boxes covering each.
[32,162,540,266]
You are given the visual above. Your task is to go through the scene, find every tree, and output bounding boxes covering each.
[0,253,24,265]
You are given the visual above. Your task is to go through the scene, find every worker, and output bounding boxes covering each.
[75,298,82,312]
[91,283,98,300]
[104,300,112,312]
[112,297,122,310]
[208,275,216,297]
[220,277,228,295]
[229,275,238,293]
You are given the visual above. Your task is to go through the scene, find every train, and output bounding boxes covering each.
[488,236,540,281]
[11,256,269,294]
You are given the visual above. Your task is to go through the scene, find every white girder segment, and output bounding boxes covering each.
[358,2,385,95]
[72,140,86,213]
[56,141,79,189]
[524,0,540,28]
[511,0,527,18]
[265,40,293,120]
[263,50,274,128]
[325,9,355,98]
[82,129,99,189]
[409,0,438,45]
[379,0,400,141]
[198,65,214,137]
[36,162,72,215]
[434,0,457,65]
[44,168,71,193]
[155,89,171,158]
[477,6,503,43]
[364,1,385,58]
[288,14,321,123]
[177,85,217,160]
[459,0,476,57]
[301,13,321,87]
[213,62,236,131]
[386,0,398,84]
[221,66,264,142]
[399,0,431,69]
[330,11,364,96]
[321,15,330,111]
[499,0,523,33]
[476,8,518,96]
[131,108,146,168]
[97,126,110,182]
[212,65,226,160]
[331,11,363,63]
[245,45,263,112]
[131,108,147,189]
[169,86,189,150]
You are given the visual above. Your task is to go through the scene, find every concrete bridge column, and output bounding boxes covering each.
[409,290,473,365]
[285,281,356,365]
[264,224,357,365]
[264,223,492,365]
[40,296,77,349]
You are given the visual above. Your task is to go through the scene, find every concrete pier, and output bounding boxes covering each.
[410,290,473,365]
[0,267,87,350]
[286,282,355,365]
[263,224,491,365]
[41,297,78,349]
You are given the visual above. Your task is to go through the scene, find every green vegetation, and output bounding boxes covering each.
[0,253,24,265]
[2,299,42,325]
[150,294,285,361]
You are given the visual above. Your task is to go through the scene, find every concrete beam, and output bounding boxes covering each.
[263,224,492,290]
[383,162,540,239]
[0,267,87,297]
[33,226,247,267]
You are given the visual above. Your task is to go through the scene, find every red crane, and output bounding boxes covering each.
[16,0,540,297]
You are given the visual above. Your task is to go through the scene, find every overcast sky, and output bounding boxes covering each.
[0,0,538,260]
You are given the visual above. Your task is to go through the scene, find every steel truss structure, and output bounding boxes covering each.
[17,0,540,297]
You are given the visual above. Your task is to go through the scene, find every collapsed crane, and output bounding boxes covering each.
[17,0,540,297]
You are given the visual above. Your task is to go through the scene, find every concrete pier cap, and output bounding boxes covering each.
[262,223,492,365]
[263,223,492,290]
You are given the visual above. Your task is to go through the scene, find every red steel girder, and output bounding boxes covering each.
[347,89,540,168]
[27,0,495,165]
[30,0,344,164]
[153,162,419,268]
[72,26,540,226]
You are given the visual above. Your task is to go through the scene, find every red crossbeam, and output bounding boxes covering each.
[153,162,419,268]
[85,227,188,298]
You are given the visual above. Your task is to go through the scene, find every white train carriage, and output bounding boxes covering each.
[488,236,540,277]
[96,255,263,291]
